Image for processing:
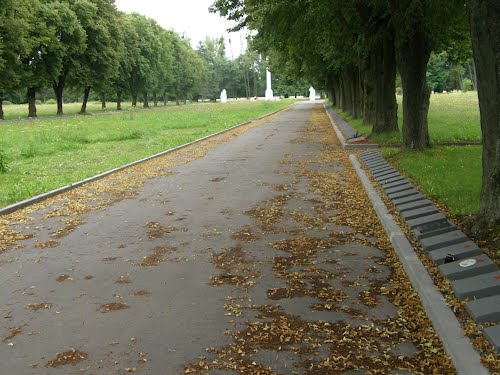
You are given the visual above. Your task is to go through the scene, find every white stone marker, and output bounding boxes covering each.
[309,86,316,101]
[265,69,274,100]
[220,89,227,103]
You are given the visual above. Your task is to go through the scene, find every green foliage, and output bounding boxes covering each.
[462,78,473,92]
[427,52,470,92]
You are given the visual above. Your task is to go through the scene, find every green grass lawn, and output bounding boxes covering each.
[0,100,295,208]
[333,91,481,145]
[1,101,169,120]
[384,146,482,217]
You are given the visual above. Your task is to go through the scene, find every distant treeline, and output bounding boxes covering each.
[0,0,310,118]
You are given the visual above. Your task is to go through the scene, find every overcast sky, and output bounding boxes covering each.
[114,0,247,58]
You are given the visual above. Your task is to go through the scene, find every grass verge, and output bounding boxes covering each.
[0,101,168,120]
[383,146,482,217]
[0,100,296,208]
[332,91,481,145]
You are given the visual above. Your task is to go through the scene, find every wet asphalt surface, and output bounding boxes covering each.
[0,103,431,374]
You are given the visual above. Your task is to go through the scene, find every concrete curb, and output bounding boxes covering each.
[0,106,291,216]
[349,154,489,375]
[323,104,379,150]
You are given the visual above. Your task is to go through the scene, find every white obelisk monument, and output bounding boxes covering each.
[265,69,274,100]
[220,89,227,103]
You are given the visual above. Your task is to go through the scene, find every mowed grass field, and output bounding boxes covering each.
[335,91,481,145]
[0,100,296,208]
[1,101,151,120]
[333,91,483,218]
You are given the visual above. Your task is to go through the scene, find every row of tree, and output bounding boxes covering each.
[210,0,499,226]
[0,0,209,118]
[0,0,310,119]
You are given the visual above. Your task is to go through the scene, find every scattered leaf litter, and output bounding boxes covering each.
[45,348,88,367]
[98,303,129,313]
[185,106,456,374]
[3,327,24,343]
[26,303,52,311]
[139,246,177,267]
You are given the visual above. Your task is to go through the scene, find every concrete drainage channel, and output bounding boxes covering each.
[324,105,496,372]
[359,151,500,355]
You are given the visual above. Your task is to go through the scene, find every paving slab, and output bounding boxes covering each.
[376,172,401,182]
[429,241,483,264]
[371,167,395,176]
[400,205,440,220]
[484,325,500,353]
[413,222,457,239]
[362,154,384,161]
[396,199,433,213]
[388,189,422,201]
[439,255,498,280]
[406,214,448,231]
[452,271,500,300]
[392,193,426,207]
[369,164,392,172]
[384,184,415,195]
[466,295,500,323]
[365,159,389,169]
[382,180,410,190]
[380,176,406,186]
[371,166,395,175]
[420,230,469,251]
[360,152,379,160]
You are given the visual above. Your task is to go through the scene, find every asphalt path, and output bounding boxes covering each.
[0,103,454,374]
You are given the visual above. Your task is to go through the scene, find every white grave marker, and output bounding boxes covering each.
[220,89,227,103]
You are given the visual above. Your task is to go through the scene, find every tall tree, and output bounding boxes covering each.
[21,1,66,117]
[390,0,467,149]
[466,0,500,227]
[0,0,35,119]
[49,0,88,115]
[73,0,123,113]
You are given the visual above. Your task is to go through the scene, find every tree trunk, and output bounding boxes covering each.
[470,59,478,91]
[332,76,341,108]
[396,28,431,150]
[117,91,122,111]
[362,56,377,126]
[132,93,138,107]
[27,87,37,118]
[341,68,356,117]
[373,35,398,134]
[80,86,91,114]
[467,0,500,226]
[52,75,65,115]
[0,93,4,120]
[143,92,149,108]
[101,95,106,111]
[253,69,258,97]
[176,95,180,106]
[153,92,158,107]
[163,92,167,106]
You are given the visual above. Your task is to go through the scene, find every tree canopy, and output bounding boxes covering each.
[211,0,499,226]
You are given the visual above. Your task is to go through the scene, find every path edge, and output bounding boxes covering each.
[0,105,291,216]
[323,103,379,150]
[349,153,489,375]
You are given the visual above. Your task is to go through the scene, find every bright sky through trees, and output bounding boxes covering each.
[114,0,247,58]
